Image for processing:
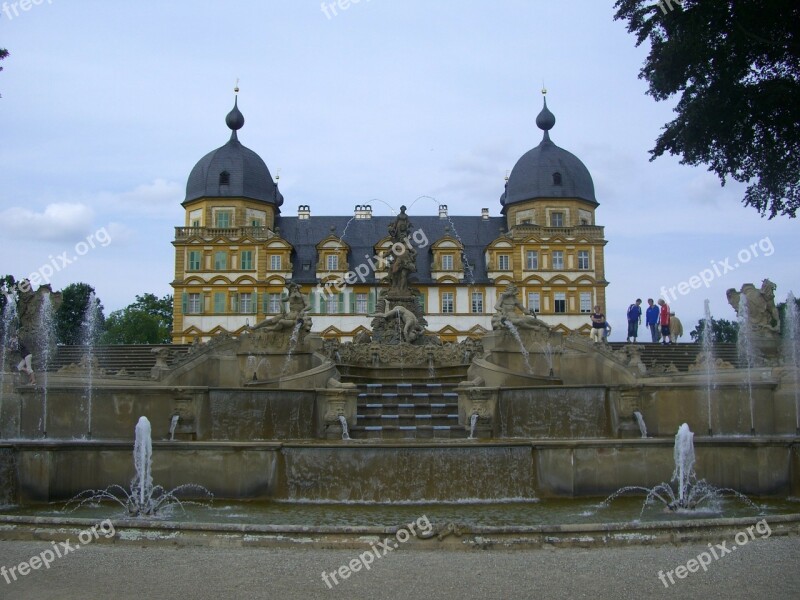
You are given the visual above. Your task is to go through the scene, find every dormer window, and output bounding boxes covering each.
[219,171,230,186]
[552,172,562,186]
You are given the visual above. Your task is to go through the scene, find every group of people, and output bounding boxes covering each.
[591,298,683,344]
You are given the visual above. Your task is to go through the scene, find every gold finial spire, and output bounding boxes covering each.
[541,81,547,96]
[234,78,240,94]
[275,167,281,182]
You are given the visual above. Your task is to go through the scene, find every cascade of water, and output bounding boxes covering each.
[36,292,56,438]
[633,411,648,438]
[702,299,716,435]
[169,414,180,441]
[538,342,555,377]
[503,320,533,374]
[428,355,436,380]
[246,354,257,381]
[672,423,696,507]
[468,413,479,440]
[133,416,153,509]
[280,321,303,377]
[737,295,756,434]
[338,414,350,441]
[784,292,800,433]
[81,292,100,438]
[0,294,18,436]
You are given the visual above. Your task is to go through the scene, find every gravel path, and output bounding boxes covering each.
[1,535,799,599]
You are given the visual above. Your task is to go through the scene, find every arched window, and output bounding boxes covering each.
[552,172,562,186]
[219,171,230,186]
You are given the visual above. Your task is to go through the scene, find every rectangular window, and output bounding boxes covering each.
[188,293,202,314]
[355,293,368,314]
[215,211,232,228]
[240,251,253,271]
[554,292,566,314]
[240,293,253,314]
[270,254,281,270]
[550,212,564,227]
[442,254,454,270]
[498,254,510,270]
[213,292,225,314]
[191,219,201,228]
[526,250,538,270]
[442,292,454,314]
[268,293,282,314]
[214,251,227,270]
[471,292,484,314]
[528,292,541,313]
[551,251,564,270]
[580,292,592,313]
[327,254,339,271]
[578,250,590,270]
[326,295,339,314]
[188,251,201,271]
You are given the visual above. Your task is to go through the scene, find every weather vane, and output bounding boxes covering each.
[234,78,240,94]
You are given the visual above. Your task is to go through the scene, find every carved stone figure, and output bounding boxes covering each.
[491,284,550,331]
[252,282,311,332]
[726,279,780,334]
[369,301,424,343]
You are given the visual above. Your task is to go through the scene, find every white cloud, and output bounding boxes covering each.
[97,179,184,219]
[0,203,95,241]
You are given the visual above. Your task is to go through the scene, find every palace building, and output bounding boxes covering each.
[171,93,608,343]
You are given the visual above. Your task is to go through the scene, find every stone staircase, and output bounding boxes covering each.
[45,344,191,377]
[339,364,470,439]
[607,342,740,372]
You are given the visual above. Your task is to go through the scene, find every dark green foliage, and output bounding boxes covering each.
[690,317,739,344]
[614,0,800,218]
[56,283,104,345]
[101,294,173,345]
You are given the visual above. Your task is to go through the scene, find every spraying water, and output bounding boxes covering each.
[633,411,647,438]
[737,295,756,434]
[338,414,350,441]
[502,320,533,374]
[702,300,716,435]
[468,413,479,440]
[133,416,153,508]
[36,292,56,438]
[672,423,695,507]
[0,294,18,436]
[280,321,304,378]
[81,292,101,438]
[784,292,800,433]
[169,414,180,441]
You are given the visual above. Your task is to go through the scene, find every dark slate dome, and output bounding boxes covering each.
[184,97,283,208]
[501,97,596,210]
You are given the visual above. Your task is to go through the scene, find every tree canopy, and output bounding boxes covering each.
[0,47,7,98]
[689,317,739,344]
[56,283,104,345]
[614,0,800,218]
[101,293,173,344]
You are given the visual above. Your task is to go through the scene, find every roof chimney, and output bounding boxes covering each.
[298,205,311,220]
[354,204,373,219]
[438,204,448,219]
[481,208,489,220]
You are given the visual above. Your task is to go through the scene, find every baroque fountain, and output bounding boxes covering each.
[0,212,799,545]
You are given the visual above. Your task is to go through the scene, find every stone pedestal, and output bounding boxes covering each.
[457,386,498,439]
[316,386,358,439]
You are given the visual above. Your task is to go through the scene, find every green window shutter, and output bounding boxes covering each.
[262,293,269,313]
[339,293,345,314]
[319,292,326,315]
[368,290,376,313]
[308,291,315,314]
[252,292,258,314]
[214,293,225,314]
[230,293,239,313]
[349,293,356,313]
[181,292,187,314]
[418,293,426,313]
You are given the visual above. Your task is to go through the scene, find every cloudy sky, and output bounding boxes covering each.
[1,0,796,337]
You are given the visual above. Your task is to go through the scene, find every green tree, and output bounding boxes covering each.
[56,283,104,345]
[777,296,800,337]
[614,0,800,218]
[690,317,739,344]
[0,274,17,315]
[101,294,173,344]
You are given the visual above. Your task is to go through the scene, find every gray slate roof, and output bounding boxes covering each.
[276,215,507,285]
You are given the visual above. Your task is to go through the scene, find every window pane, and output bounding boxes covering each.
[240,293,253,314]
[442,292,454,314]
[355,293,368,314]
[552,251,564,270]
[326,295,338,313]
[471,292,483,313]
[270,254,281,270]
[240,251,253,270]
[188,293,201,314]
[554,292,566,313]
[214,251,227,270]
[214,293,225,314]
[327,255,338,270]
[580,292,592,313]
[578,250,590,270]
[215,212,231,228]
[551,212,563,227]
[188,251,201,271]
[498,255,509,270]
[268,293,282,313]
[528,292,540,313]
[442,254,453,270]
[526,251,538,270]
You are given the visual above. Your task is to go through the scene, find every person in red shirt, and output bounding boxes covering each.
[657,299,671,345]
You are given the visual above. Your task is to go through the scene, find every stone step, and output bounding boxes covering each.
[349,424,468,440]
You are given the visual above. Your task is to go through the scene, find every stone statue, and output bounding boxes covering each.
[369,301,424,343]
[387,205,411,241]
[491,284,549,331]
[726,279,780,334]
[252,282,311,332]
